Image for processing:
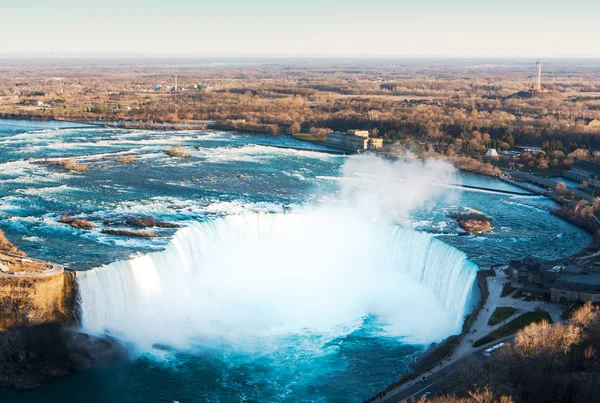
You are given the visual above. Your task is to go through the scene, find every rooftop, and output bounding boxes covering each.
[552,272,600,294]
[541,264,584,275]
[572,160,600,176]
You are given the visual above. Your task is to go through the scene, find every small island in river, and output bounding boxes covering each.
[447,208,493,234]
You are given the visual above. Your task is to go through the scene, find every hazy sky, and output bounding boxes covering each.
[1,0,599,57]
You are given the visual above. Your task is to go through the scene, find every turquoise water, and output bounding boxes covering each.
[0,120,591,402]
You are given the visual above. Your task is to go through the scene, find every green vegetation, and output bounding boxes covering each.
[473,311,553,347]
[487,307,517,325]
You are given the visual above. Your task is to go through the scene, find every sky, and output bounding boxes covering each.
[1,0,599,57]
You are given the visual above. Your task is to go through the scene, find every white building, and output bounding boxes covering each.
[326,130,383,151]
[486,148,498,157]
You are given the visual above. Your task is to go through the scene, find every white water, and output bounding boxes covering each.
[77,210,477,349]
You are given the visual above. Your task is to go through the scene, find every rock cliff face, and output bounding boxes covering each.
[0,271,76,330]
[0,323,126,390]
[0,233,126,390]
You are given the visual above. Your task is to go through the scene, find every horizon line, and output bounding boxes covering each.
[1,52,600,60]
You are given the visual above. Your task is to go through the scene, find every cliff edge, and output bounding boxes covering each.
[0,251,75,330]
[0,229,126,389]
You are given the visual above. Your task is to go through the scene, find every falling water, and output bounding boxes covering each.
[76,211,477,349]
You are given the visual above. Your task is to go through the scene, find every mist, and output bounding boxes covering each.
[76,155,476,351]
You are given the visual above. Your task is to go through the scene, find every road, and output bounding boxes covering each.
[378,335,516,403]
[371,267,564,403]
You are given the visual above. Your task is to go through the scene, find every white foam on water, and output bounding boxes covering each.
[76,155,476,352]
[189,144,334,164]
[502,199,549,213]
[111,197,286,218]
[0,160,72,186]
[77,211,477,349]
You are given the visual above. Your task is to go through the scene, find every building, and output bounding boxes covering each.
[564,160,600,187]
[509,254,540,284]
[346,129,370,137]
[528,59,549,95]
[514,146,542,154]
[551,273,600,303]
[501,150,522,158]
[325,130,383,151]
[486,148,498,157]
[510,254,600,303]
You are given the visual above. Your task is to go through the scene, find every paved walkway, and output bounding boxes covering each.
[0,252,64,278]
[378,266,564,402]
[0,263,64,278]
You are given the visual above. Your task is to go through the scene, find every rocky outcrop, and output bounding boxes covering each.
[0,234,127,390]
[0,265,127,390]
[101,228,157,238]
[103,215,180,229]
[46,159,88,173]
[447,209,493,234]
[0,324,127,390]
[59,214,180,231]
[58,215,95,230]
[457,216,493,233]
[163,146,191,157]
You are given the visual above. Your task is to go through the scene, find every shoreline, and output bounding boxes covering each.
[365,269,493,402]
[0,116,596,397]
[365,194,599,401]
[0,114,212,132]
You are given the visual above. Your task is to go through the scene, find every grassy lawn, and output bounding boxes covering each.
[487,307,517,325]
[474,311,553,347]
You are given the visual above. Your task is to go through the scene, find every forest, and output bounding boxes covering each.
[1,58,600,173]
[423,302,600,403]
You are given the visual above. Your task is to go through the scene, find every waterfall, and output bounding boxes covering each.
[77,212,477,348]
[385,227,477,322]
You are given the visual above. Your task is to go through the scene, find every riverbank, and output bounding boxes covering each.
[365,174,600,401]
[365,268,493,402]
[500,173,600,247]
[0,117,593,399]
[0,115,210,132]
